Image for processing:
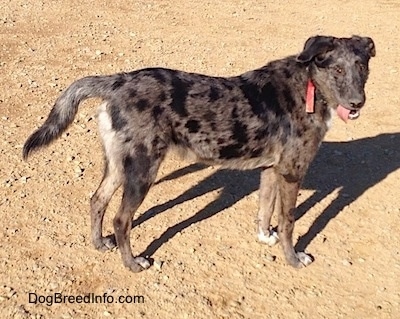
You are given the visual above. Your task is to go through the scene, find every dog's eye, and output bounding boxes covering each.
[315,55,327,66]
[355,60,367,72]
[359,63,367,71]
[315,55,325,63]
[334,66,343,74]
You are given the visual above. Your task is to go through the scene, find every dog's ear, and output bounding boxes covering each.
[296,36,335,64]
[352,35,376,58]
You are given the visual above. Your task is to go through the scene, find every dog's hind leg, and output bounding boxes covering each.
[114,143,166,272]
[90,103,123,251]
[257,167,280,246]
[90,159,122,251]
[277,174,313,268]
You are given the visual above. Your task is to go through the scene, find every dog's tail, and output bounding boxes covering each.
[23,75,118,160]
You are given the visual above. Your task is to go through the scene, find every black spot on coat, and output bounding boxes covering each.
[283,69,292,79]
[185,120,200,133]
[137,99,150,112]
[203,111,216,122]
[233,120,248,143]
[282,87,295,109]
[110,104,127,130]
[250,148,263,158]
[240,79,285,119]
[152,69,167,84]
[112,76,127,90]
[128,88,137,98]
[159,92,167,102]
[123,145,150,176]
[152,105,163,120]
[170,77,190,116]
[209,86,221,101]
[219,144,244,159]
[261,82,285,117]
[123,152,151,200]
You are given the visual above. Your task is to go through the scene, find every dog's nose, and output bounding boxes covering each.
[350,101,363,109]
[349,96,365,109]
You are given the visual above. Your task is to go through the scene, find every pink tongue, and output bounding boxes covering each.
[337,105,350,123]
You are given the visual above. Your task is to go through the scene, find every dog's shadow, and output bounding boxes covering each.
[134,133,400,258]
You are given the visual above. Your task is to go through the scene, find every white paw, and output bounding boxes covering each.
[296,252,313,266]
[134,256,151,269]
[258,228,279,246]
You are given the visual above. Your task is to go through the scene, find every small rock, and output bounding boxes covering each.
[316,234,327,243]
[342,259,352,266]
[229,299,241,307]
[74,166,84,174]
[105,288,115,295]
[103,311,111,317]
[154,260,163,271]
[32,263,40,271]
[264,254,276,262]
[49,282,58,290]
[57,241,66,247]
[1,285,16,299]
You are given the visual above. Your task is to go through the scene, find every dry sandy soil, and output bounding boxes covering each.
[1,0,400,318]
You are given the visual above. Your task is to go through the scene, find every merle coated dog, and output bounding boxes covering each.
[23,35,375,272]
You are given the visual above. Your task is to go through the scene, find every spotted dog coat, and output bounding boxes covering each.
[23,35,375,271]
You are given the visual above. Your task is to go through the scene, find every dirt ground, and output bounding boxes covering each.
[1,0,399,318]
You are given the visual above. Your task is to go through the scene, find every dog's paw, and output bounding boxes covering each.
[287,252,314,268]
[125,257,151,273]
[296,252,313,266]
[258,228,279,246]
[93,235,117,252]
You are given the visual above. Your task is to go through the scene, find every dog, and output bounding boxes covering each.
[23,35,375,272]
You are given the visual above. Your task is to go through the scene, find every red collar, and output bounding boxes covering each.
[306,79,315,113]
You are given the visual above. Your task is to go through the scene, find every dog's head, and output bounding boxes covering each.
[296,35,375,121]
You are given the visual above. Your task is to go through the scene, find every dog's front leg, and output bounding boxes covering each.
[257,167,280,246]
[277,174,313,268]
